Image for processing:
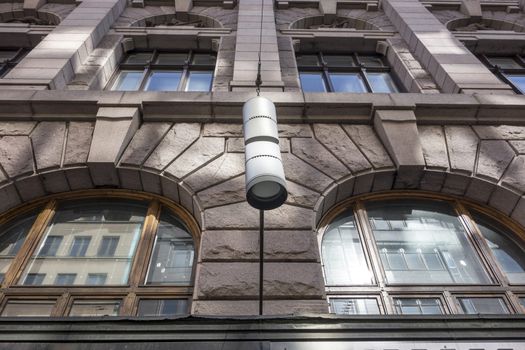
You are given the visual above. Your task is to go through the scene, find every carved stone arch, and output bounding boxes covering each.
[313,169,525,231]
[0,166,204,230]
[0,2,75,25]
[289,15,381,30]
[447,17,525,32]
[130,13,223,28]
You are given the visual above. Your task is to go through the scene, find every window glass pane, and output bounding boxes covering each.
[296,55,320,67]
[124,53,153,65]
[192,53,216,66]
[299,72,327,92]
[111,71,143,91]
[146,210,194,285]
[69,300,121,317]
[359,55,386,67]
[506,75,525,94]
[55,273,76,285]
[1,300,54,317]
[367,72,399,93]
[519,297,525,311]
[487,57,523,69]
[394,298,443,315]
[0,211,37,282]
[330,298,380,315]
[137,299,188,316]
[144,71,182,91]
[86,273,107,285]
[471,211,525,284]
[366,199,491,284]
[156,53,188,65]
[323,55,356,67]
[69,236,91,257]
[19,199,148,286]
[186,71,212,91]
[322,211,374,285]
[330,73,367,92]
[459,297,509,314]
[0,50,19,62]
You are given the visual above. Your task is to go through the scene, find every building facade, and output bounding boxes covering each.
[1,0,525,348]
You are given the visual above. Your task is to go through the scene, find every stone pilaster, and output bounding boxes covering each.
[230,0,284,91]
[382,0,512,94]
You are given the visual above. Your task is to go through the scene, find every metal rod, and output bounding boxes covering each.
[259,209,264,316]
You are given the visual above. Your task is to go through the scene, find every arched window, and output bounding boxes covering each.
[320,194,525,316]
[0,192,198,317]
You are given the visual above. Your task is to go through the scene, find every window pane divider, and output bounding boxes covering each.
[2,200,57,288]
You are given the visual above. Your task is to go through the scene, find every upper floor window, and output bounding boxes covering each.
[297,53,400,93]
[320,194,525,316]
[481,55,525,94]
[109,51,216,92]
[0,49,29,78]
[0,193,198,317]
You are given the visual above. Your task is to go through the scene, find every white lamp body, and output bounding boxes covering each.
[243,96,288,210]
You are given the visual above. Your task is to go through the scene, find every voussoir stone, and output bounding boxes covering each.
[501,155,525,193]
[286,181,320,208]
[197,175,245,208]
[473,125,525,140]
[445,126,478,174]
[204,201,314,230]
[291,138,348,179]
[203,123,242,137]
[342,125,393,169]
[476,140,515,181]
[509,141,525,154]
[278,124,313,137]
[120,122,171,166]
[64,121,94,166]
[313,124,371,174]
[144,123,201,171]
[418,125,449,169]
[31,122,66,171]
[184,153,245,192]
[0,136,34,178]
[282,153,333,193]
[0,121,36,135]
[164,137,225,179]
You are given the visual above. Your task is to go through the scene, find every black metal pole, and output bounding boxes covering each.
[259,209,264,316]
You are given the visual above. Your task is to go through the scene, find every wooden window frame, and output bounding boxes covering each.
[0,190,200,317]
[318,191,525,315]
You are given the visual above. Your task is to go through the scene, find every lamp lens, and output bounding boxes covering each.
[251,181,281,199]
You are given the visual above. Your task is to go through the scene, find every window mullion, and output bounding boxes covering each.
[455,201,507,286]
[120,292,137,316]
[53,292,70,317]
[2,200,57,288]
[128,200,162,288]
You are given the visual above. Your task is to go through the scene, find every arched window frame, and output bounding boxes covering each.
[0,190,200,317]
[318,191,525,315]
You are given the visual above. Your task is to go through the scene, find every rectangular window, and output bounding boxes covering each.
[394,298,444,315]
[137,299,188,317]
[86,273,107,285]
[39,235,63,256]
[69,236,91,257]
[297,53,400,93]
[23,273,45,285]
[97,236,120,257]
[55,273,76,285]
[1,300,55,317]
[109,51,215,92]
[458,297,510,314]
[481,55,525,94]
[69,300,121,317]
[0,49,29,78]
[329,298,380,315]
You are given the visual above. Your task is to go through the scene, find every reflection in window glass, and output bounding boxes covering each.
[111,71,143,91]
[299,72,327,92]
[296,55,319,67]
[323,55,355,67]
[156,53,188,65]
[394,298,443,315]
[23,273,45,285]
[87,273,107,285]
[137,299,188,316]
[322,211,373,285]
[146,210,194,285]
[366,200,491,284]
[330,73,366,92]
[124,53,153,65]
[69,236,91,257]
[359,55,385,67]
[487,57,522,69]
[368,72,399,93]
[186,71,213,91]
[145,71,182,91]
[19,200,148,286]
[1,300,55,317]
[69,300,121,317]
[330,298,380,315]
[0,212,37,282]
[459,297,509,314]
[506,75,525,94]
[472,211,525,284]
[192,53,216,66]
[55,273,76,285]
